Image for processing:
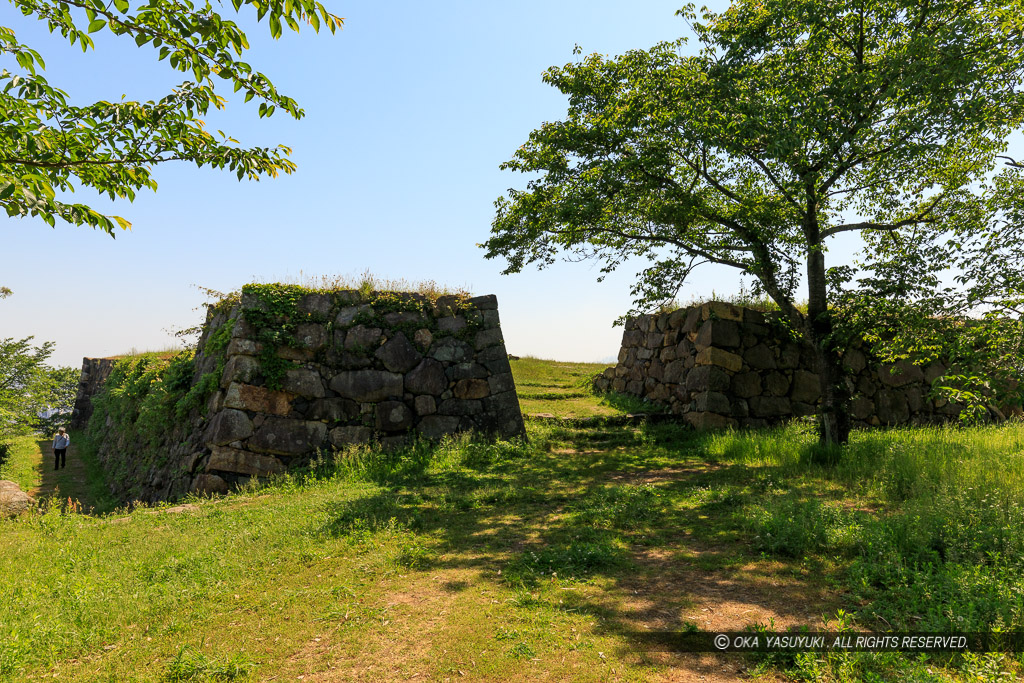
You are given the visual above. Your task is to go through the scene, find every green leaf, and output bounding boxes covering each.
[87,19,106,33]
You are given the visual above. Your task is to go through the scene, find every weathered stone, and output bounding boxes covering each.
[701,301,743,322]
[413,328,433,349]
[694,391,731,414]
[851,396,875,420]
[686,365,731,393]
[190,473,229,495]
[345,325,382,352]
[791,402,816,417]
[659,346,677,363]
[685,411,737,429]
[374,333,422,373]
[731,371,762,399]
[904,387,925,413]
[383,311,426,327]
[448,362,489,380]
[335,305,371,326]
[307,398,359,422]
[474,328,503,350]
[637,347,654,361]
[438,316,467,333]
[329,426,373,446]
[298,293,332,318]
[468,294,498,310]
[295,323,328,350]
[876,390,910,424]
[778,343,801,370]
[0,481,32,518]
[790,370,820,404]
[204,409,254,446]
[621,330,644,348]
[488,372,516,395]
[375,400,414,432]
[924,361,947,384]
[220,355,260,388]
[648,360,665,382]
[223,382,293,416]
[414,395,437,416]
[730,398,749,417]
[481,309,501,328]
[276,345,314,362]
[856,374,877,397]
[842,349,867,373]
[329,370,403,402]
[764,371,791,397]
[206,446,284,477]
[431,338,473,362]
[438,399,484,416]
[663,359,687,384]
[226,338,261,356]
[405,359,448,395]
[667,308,688,329]
[454,378,490,400]
[281,369,325,398]
[695,347,742,372]
[648,384,671,402]
[878,360,924,387]
[695,319,741,349]
[749,396,791,418]
[249,418,327,455]
[744,344,777,370]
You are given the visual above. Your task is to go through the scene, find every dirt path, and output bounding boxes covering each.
[29,439,96,511]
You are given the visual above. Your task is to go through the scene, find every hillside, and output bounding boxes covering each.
[2,359,1023,682]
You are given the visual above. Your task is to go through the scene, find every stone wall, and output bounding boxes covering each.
[70,357,115,430]
[593,301,962,429]
[78,287,525,503]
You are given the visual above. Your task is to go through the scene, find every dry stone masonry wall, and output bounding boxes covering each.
[79,287,525,503]
[593,301,962,429]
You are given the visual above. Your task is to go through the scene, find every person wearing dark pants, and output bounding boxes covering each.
[52,427,70,470]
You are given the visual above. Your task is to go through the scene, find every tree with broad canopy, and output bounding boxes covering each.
[1,0,341,235]
[485,0,1024,445]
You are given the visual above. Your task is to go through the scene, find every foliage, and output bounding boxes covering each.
[1,0,342,233]
[0,336,56,443]
[485,0,1024,443]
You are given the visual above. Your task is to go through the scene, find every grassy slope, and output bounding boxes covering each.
[511,357,659,418]
[0,435,44,491]
[2,359,1023,681]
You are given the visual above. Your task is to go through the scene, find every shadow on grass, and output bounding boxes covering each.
[312,421,839,652]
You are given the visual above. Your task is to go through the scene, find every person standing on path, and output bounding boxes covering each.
[52,427,70,470]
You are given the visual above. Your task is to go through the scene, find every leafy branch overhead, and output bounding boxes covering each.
[1,0,342,234]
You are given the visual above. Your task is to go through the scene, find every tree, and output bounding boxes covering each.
[0,336,54,443]
[2,0,342,234]
[484,0,1024,445]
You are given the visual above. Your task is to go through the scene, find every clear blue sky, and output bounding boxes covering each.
[3,0,855,367]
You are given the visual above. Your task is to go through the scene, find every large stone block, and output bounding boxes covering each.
[474,328,504,350]
[345,325,383,352]
[414,395,437,416]
[223,382,293,416]
[744,344,777,370]
[876,390,910,424]
[685,411,737,429]
[405,359,448,395]
[621,330,644,348]
[438,399,484,416]
[488,372,516,395]
[663,359,687,384]
[335,304,371,326]
[375,401,414,432]
[731,371,762,399]
[749,396,792,418]
[448,362,489,380]
[298,293,332,318]
[790,370,821,404]
[842,349,867,374]
[851,396,875,420]
[329,425,373,446]
[281,369,325,398]
[764,371,791,397]
[695,319,741,349]
[330,370,404,402]
[468,294,498,310]
[374,333,422,373]
[694,391,731,414]
[685,365,731,393]
[307,398,359,422]
[249,417,327,455]
[204,409,254,446]
[206,446,285,477]
[430,338,473,363]
[878,361,924,388]
[438,316,467,333]
[0,481,32,518]
[701,302,743,322]
[695,347,742,372]
[295,323,328,350]
[220,355,260,388]
[190,473,229,495]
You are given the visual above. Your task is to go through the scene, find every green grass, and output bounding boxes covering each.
[4,360,1024,681]
[510,356,662,418]
[0,435,43,491]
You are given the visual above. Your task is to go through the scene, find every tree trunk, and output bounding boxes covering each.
[805,241,852,446]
